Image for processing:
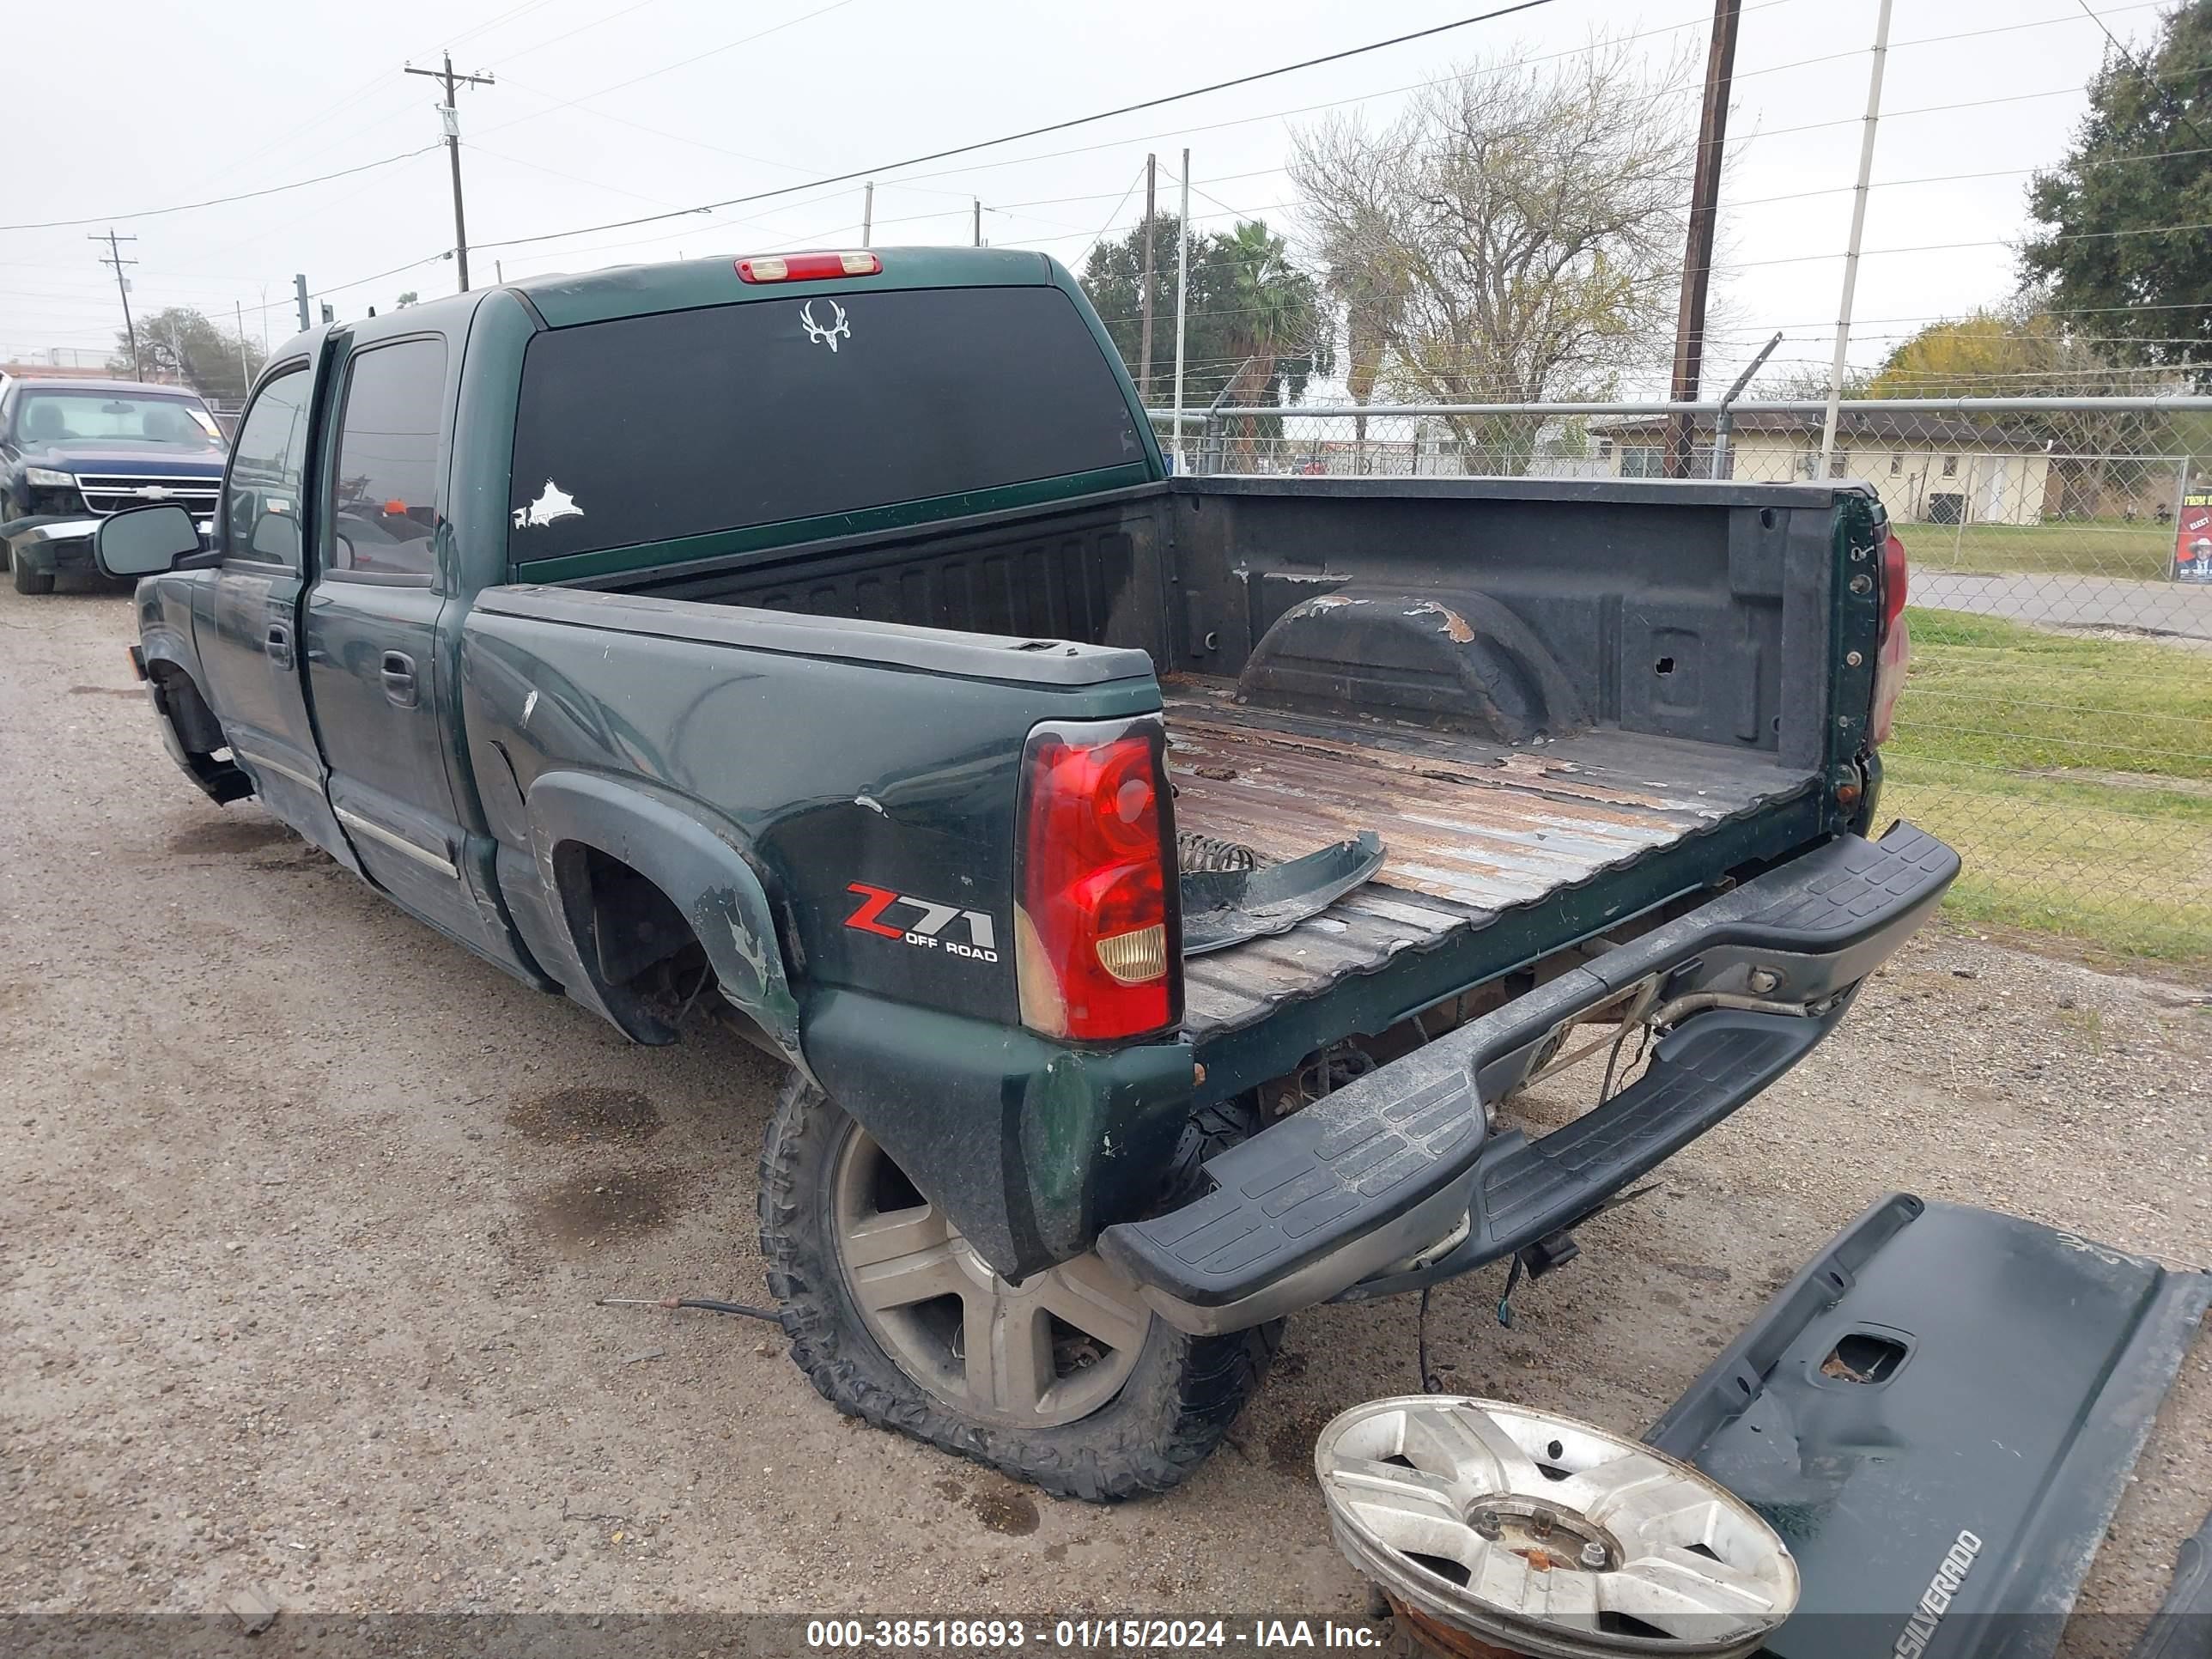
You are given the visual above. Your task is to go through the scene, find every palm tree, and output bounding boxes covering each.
[1212,222,1325,468]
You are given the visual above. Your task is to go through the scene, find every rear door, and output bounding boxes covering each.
[192,359,356,867]
[301,331,490,950]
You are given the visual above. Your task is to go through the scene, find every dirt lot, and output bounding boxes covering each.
[3,574,2209,1632]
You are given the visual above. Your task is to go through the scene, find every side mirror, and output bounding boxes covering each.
[94,502,204,578]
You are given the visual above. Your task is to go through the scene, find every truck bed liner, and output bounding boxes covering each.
[1161,679,1821,1043]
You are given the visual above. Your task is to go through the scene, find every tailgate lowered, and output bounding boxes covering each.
[1098,822,1960,1334]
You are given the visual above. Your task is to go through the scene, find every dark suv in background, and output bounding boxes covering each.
[0,376,228,593]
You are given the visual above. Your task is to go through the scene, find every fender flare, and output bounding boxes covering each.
[140,624,206,710]
[139,628,252,804]
[525,770,805,1073]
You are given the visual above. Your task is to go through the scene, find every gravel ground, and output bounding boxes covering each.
[3,574,2209,1634]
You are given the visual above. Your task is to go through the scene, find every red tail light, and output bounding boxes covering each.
[1014,719,1180,1042]
[735,250,880,283]
[1881,528,1909,632]
[1870,529,1911,745]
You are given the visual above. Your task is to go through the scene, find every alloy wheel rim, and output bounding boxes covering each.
[830,1123,1152,1430]
[1315,1397,1797,1659]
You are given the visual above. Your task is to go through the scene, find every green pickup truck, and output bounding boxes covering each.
[98,246,1954,1501]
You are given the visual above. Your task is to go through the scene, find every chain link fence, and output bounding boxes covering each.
[1154,398,2212,967]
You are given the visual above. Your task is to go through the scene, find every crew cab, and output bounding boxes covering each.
[0,376,226,593]
[96,247,1952,1501]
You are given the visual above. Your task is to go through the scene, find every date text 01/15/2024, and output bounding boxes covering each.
[803,1619,1386,1650]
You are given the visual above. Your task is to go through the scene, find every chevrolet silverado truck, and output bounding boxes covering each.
[0,375,227,593]
[95,246,1954,1501]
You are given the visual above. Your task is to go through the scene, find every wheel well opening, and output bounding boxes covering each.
[555,842,775,1054]
[149,664,252,804]
[149,664,226,755]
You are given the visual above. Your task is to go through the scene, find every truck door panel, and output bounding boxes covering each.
[192,362,356,869]
[303,334,506,958]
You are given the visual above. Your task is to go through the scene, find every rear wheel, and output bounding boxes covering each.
[759,1074,1276,1500]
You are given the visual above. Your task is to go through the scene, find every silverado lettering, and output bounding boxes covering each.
[1893,1529,1984,1659]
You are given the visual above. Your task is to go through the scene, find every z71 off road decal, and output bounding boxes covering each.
[844,884,998,962]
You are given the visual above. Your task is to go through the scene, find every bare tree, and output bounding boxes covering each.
[1291,41,1698,463]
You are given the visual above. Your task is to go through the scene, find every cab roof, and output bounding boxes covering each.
[13,376,211,400]
[511,246,1063,329]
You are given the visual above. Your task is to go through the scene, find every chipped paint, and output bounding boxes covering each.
[1403,599,1478,644]
[854,794,886,815]
[521,688,539,726]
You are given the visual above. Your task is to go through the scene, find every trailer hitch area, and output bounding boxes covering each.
[1508,963,1816,1110]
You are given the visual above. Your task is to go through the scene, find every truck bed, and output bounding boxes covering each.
[595,473,1869,1072]
[1161,679,1821,1043]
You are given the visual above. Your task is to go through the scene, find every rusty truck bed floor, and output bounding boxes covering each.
[1162,678,1820,1042]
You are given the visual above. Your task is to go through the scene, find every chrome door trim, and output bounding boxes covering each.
[333,805,459,878]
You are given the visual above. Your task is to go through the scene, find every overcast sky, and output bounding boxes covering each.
[0,0,2158,398]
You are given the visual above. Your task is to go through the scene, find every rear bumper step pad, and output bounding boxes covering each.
[1098,821,1960,1334]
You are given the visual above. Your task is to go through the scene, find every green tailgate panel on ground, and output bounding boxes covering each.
[1647,1194,2210,1659]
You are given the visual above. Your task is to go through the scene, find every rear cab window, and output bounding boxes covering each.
[505,284,1146,565]
[328,337,447,582]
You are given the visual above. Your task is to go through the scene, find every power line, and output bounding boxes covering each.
[759,0,2139,206]
[434,0,559,55]
[0,147,441,234]
[466,0,1559,254]
[500,0,670,64]
[2074,0,2212,149]
[475,0,1762,238]
[1729,58,2212,149]
[0,0,2136,258]
[472,0,862,143]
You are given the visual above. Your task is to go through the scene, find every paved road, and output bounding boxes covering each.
[1914,567,2212,641]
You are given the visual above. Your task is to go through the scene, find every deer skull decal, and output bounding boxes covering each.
[799,299,850,353]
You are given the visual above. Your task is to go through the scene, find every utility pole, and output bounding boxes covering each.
[1173,149,1191,472]
[861,181,873,247]
[972,198,981,247]
[1820,0,1893,473]
[404,52,495,291]
[1139,154,1157,406]
[1666,0,1741,479]
[92,229,139,379]
[295,274,311,333]
[234,301,252,392]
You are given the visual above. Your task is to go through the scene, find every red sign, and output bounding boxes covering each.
[2177,490,2212,583]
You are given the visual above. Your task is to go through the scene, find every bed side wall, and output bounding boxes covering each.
[1163,478,1850,769]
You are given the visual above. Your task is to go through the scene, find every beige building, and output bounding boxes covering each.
[1591,410,2056,526]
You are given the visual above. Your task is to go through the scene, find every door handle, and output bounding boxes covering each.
[265,623,294,672]
[380,651,419,708]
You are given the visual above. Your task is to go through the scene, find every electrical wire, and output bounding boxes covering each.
[471,0,863,141]
[1067,165,1152,275]
[0,146,441,233]
[465,0,1559,254]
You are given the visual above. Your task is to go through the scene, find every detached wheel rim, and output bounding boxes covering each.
[830,1123,1151,1430]
[1316,1397,1797,1659]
